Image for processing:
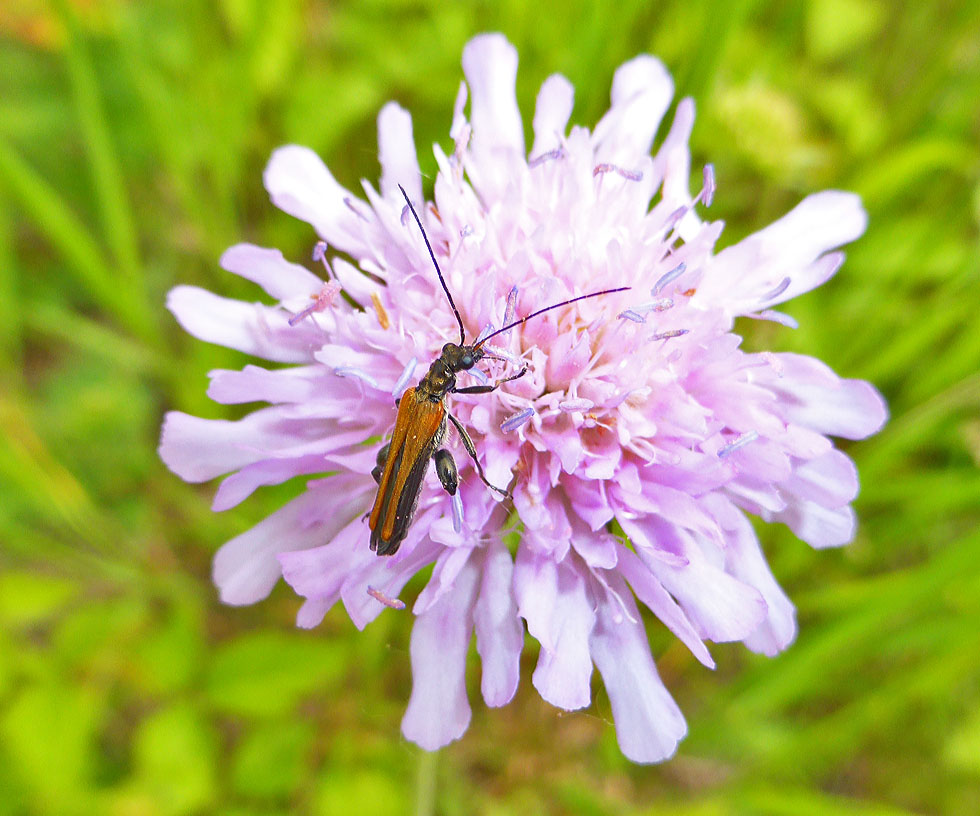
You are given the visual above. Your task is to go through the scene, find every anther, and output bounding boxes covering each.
[333,367,380,389]
[501,407,535,433]
[653,263,687,295]
[593,163,643,181]
[760,277,791,303]
[529,147,564,168]
[718,430,760,459]
[367,586,406,609]
[288,281,342,326]
[451,491,464,533]
[652,329,689,341]
[504,286,519,328]
[618,309,646,323]
[392,357,418,397]
[701,164,716,207]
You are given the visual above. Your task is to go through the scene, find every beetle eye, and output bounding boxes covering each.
[461,353,473,368]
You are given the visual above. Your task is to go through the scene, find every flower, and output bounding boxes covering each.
[159,33,887,763]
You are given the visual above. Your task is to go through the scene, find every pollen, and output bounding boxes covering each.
[371,292,391,329]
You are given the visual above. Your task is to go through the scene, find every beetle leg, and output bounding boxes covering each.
[433,449,459,495]
[453,365,528,396]
[446,412,510,498]
[371,442,390,484]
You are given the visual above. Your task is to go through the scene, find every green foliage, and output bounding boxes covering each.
[1,0,978,813]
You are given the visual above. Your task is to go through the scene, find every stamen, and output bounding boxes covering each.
[618,309,646,323]
[333,367,380,389]
[312,241,328,262]
[529,147,564,168]
[664,206,688,231]
[370,292,390,329]
[451,490,464,533]
[288,281,342,326]
[501,407,535,433]
[392,357,418,396]
[746,310,799,329]
[760,277,791,303]
[344,197,370,222]
[459,224,474,238]
[400,203,411,226]
[761,351,784,377]
[702,164,716,207]
[475,323,496,344]
[559,398,593,412]
[593,163,643,182]
[653,263,687,295]
[468,367,489,385]
[652,329,689,341]
[718,430,760,459]
[504,286,519,328]
[367,586,406,610]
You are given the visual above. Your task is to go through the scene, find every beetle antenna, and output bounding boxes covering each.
[475,287,631,348]
[399,185,466,345]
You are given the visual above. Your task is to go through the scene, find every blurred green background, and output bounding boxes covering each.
[1,0,978,813]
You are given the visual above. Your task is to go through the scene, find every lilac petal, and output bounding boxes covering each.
[594,55,674,165]
[263,146,371,258]
[220,244,323,301]
[401,556,480,751]
[630,518,768,642]
[377,102,422,204]
[207,365,321,406]
[215,487,359,605]
[514,549,594,710]
[616,546,714,668]
[531,73,574,156]
[166,286,314,363]
[159,409,296,482]
[474,541,523,707]
[590,583,687,763]
[212,453,343,511]
[703,496,796,656]
[782,449,859,509]
[462,33,524,158]
[701,192,867,311]
[776,364,888,441]
[772,501,856,549]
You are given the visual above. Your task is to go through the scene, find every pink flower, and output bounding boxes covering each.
[159,33,887,762]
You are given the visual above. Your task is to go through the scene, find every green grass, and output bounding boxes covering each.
[1,0,979,813]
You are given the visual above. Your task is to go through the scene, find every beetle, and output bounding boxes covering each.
[368,186,628,555]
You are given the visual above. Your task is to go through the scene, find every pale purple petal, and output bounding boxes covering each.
[474,541,523,707]
[220,244,323,300]
[594,55,674,165]
[515,549,594,710]
[531,73,574,156]
[263,145,371,258]
[590,585,687,763]
[166,286,316,363]
[401,556,480,750]
[462,33,524,158]
[378,102,422,204]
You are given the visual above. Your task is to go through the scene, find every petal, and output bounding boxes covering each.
[215,485,357,605]
[462,33,524,157]
[698,192,867,313]
[377,102,422,204]
[634,519,768,643]
[401,555,480,751]
[220,244,323,301]
[763,354,888,440]
[474,540,523,707]
[782,449,859,509]
[166,285,316,363]
[703,495,797,656]
[616,546,714,668]
[593,55,674,165]
[212,453,342,511]
[531,73,574,157]
[590,583,686,763]
[514,549,594,710]
[771,501,856,549]
[263,145,371,258]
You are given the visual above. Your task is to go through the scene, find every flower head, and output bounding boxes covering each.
[160,33,887,762]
